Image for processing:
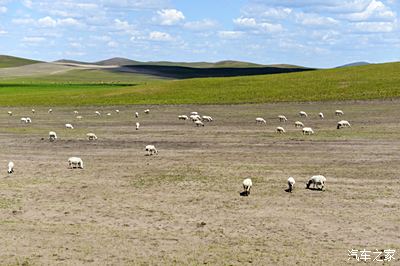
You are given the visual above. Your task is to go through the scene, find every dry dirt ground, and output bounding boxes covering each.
[0,101,399,265]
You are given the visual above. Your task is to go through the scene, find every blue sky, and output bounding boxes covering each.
[0,0,399,67]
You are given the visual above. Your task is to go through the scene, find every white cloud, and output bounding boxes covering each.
[12,18,35,25]
[296,13,339,26]
[156,9,185,25]
[38,16,57,27]
[218,30,245,39]
[148,31,173,41]
[22,0,32,8]
[22,37,46,43]
[114,19,136,34]
[344,0,396,21]
[184,19,217,30]
[234,16,284,33]
[352,21,396,32]
[0,6,7,13]
[261,7,292,19]
[58,18,81,27]
[70,42,83,48]
[0,29,7,35]
[107,41,119,48]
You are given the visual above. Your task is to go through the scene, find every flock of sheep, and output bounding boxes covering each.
[5,106,350,196]
[256,109,351,135]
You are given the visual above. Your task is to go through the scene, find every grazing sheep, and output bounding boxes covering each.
[8,161,14,174]
[335,110,344,116]
[49,131,57,142]
[145,145,158,156]
[21,117,27,123]
[256,117,267,124]
[242,178,253,196]
[135,112,139,118]
[302,127,314,135]
[31,109,35,114]
[65,123,74,129]
[136,122,140,130]
[202,115,213,122]
[76,115,83,120]
[7,111,12,116]
[190,112,198,115]
[74,110,79,114]
[115,109,120,114]
[276,126,286,133]
[87,133,97,140]
[106,113,111,116]
[306,175,326,190]
[190,114,201,121]
[287,176,295,192]
[337,120,351,129]
[48,108,53,113]
[68,157,83,169]
[178,115,189,120]
[144,109,150,114]
[195,120,204,127]
[299,111,308,117]
[319,112,324,119]
[95,111,101,116]
[278,115,287,122]
[294,121,304,128]
[26,117,32,123]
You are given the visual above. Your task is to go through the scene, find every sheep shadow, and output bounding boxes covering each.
[239,191,249,197]
[284,188,292,193]
[306,187,324,191]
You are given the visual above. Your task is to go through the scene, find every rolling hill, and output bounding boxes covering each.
[0,61,398,106]
[0,55,41,68]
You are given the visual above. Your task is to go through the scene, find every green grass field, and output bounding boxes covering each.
[0,62,398,106]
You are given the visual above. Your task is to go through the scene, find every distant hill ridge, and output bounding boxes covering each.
[336,61,370,68]
[0,55,41,68]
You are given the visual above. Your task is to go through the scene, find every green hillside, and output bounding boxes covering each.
[0,62,398,106]
[0,55,41,68]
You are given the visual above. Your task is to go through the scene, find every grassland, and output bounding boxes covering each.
[0,55,41,68]
[0,62,398,106]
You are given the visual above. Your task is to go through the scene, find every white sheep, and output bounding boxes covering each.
[87,133,97,140]
[20,117,27,123]
[8,161,14,174]
[145,145,158,156]
[190,112,198,115]
[195,120,204,127]
[278,115,287,122]
[26,117,32,123]
[74,110,79,114]
[306,175,326,190]
[115,109,120,114]
[48,108,53,113]
[31,109,35,114]
[319,112,324,119]
[202,115,213,122]
[178,115,189,120]
[337,120,351,129]
[256,117,267,124]
[302,127,314,135]
[299,111,308,117]
[106,113,111,116]
[190,114,201,121]
[335,110,344,116]
[294,121,304,128]
[49,131,57,142]
[276,126,286,133]
[7,111,12,116]
[76,115,83,120]
[242,178,253,196]
[136,122,140,130]
[144,109,150,114]
[95,111,101,116]
[287,176,295,192]
[65,123,74,129]
[135,112,139,118]
[68,157,83,169]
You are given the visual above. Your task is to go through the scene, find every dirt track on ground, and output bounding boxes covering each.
[0,101,399,265]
